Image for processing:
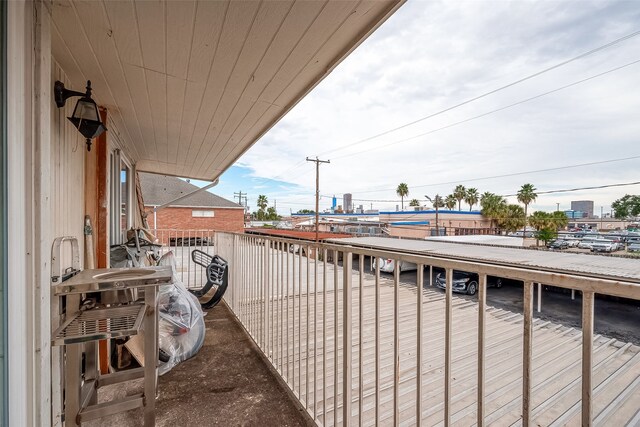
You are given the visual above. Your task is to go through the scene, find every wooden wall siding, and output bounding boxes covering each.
[51,61,86,269]
[50,0,403,181]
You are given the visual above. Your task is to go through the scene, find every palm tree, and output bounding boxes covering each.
[529,211,552,246]
[550,211,569,231]
[453,185,466,211]
[497,204,526,233]
[465,188,479,211]
[256,194,268,220]
[480,192,507,233]
[444,194,457,210]
[396,183,409,210]
[517,183,537,237]
[409,199,420,208]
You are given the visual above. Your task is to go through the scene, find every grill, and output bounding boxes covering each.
[52,304,146,346]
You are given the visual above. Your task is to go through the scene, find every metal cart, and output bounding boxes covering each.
[51,236,172,426]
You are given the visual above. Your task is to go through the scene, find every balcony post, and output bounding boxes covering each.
[343,252,353,425]
[582,290,594,425]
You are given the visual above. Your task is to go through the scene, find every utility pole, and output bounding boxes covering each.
[306,156,330,242]
[556,203,560,212]
[425,194,441,236]
[600,206,603,230]
[234,191,246,207]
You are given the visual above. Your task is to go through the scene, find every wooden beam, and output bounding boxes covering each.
[96,107,109,374]
[96,107,108,269]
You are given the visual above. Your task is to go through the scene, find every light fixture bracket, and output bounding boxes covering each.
[53,80,107,151]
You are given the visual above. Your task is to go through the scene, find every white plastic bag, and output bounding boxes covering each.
[156,251,206,375]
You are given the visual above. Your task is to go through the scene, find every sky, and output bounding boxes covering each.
[193,0,640,216]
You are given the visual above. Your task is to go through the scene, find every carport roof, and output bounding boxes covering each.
[51,0,404,181]
[327,236,640,282]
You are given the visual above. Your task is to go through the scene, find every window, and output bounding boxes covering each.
[109,150,133,245]
[192,210,214,218]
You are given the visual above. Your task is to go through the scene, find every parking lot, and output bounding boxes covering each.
[360,258,640,345]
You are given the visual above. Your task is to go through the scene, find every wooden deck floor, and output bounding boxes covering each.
[233,260,640,427]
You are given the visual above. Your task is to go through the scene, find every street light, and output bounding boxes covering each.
[425,194,442,236]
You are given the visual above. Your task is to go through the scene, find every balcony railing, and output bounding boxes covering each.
[150,229,215,289]
[213,232,640,426]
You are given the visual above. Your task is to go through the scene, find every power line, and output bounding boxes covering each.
[331,58,640,161]
[349,153,640,195]
[315,29,640,158]
[501,181,640,197]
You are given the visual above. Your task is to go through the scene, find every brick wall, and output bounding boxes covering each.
[146,206,245,233]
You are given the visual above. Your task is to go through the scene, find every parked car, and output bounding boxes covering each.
[591,240,614,253]
[564,239,580,248]
[374,258,417,273]
[627,243,640,253]
[434,270,508,296]
[547,240,569,250]
[578,239,598,249]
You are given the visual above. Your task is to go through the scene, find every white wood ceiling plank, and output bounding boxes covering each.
[179,0,261,176]
[101,0,143,67]
[190,0,293,176]
[146,70,169,164]
[134,0,166,74]
[122,63,158,161]
[166,0,196,81]
[175,80,206,173]
[166,76,187,165]
[51,27,86,94]
[174,0,229,173]
[186,1,229,84]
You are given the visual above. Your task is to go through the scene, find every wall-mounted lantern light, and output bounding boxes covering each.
[54,80,107,151]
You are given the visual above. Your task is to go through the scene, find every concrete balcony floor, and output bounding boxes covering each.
[87,302,311,426]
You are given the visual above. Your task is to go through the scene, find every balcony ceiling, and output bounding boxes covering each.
[51,0,403,180]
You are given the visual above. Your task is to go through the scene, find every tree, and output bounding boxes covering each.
[296,209,315,214]
[517,183,537,236]
[266,206,281,220]
[550,211,569,231]
[612,194,640,219]
[480,192,507,232]
[465,188,479,211]
[255,194,269,220]
[537,228,557,246]
[432,195,445,208]
[529,211,552,246]
[444,194,457,210]
[409,199,420,208]
[453,185,466,211]
[396,183,409,210]
[496,204,526,233]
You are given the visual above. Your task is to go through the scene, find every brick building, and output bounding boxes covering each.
[139,172,244,233]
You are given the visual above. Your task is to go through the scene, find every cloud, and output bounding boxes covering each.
[233,0,640,213]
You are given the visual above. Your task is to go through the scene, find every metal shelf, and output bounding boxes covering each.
[52,304,146,346]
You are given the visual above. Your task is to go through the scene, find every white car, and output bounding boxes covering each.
[562,239,580,248]
[590,240,615,253]
[373,257,418,273]
[578,240,596,249]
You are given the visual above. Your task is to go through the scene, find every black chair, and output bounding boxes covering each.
[189,250,229,309]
